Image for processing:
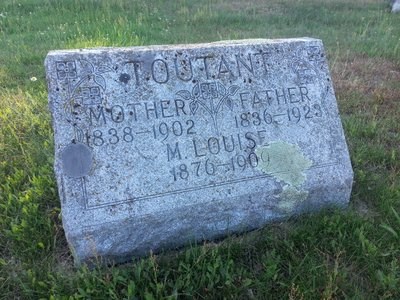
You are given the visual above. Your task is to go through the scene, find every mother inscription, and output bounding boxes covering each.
[45,38,353,264]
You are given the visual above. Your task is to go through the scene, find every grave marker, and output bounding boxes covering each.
[45,38,353,264]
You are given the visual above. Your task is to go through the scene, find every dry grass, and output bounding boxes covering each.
[212,0,284,15]
[214,0,380,13]
[332,54,400,114]
[333,55,400,98]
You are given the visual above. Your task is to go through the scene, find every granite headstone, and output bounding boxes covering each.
[45,38,353,264]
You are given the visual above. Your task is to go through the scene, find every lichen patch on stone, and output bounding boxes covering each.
[255,141,312,188]
[276,185,309,213]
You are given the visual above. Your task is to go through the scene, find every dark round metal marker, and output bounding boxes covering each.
[61,143,93,178]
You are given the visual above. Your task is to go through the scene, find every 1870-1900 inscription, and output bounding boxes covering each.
[45,38,353,264]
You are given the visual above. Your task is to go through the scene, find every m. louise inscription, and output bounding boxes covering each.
[45,38,353,264]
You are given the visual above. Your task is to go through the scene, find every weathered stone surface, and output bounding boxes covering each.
[45,38,353,264]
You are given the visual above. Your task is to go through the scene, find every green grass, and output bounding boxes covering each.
[1,0,399,298]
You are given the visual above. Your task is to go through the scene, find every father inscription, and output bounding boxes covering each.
[45,38,353,264]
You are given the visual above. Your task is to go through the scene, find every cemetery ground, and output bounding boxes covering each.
[0,0,399,298]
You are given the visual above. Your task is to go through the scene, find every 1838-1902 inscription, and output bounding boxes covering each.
[46,38,353,264]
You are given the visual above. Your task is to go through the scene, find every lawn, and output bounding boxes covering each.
[0,0,399,298]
